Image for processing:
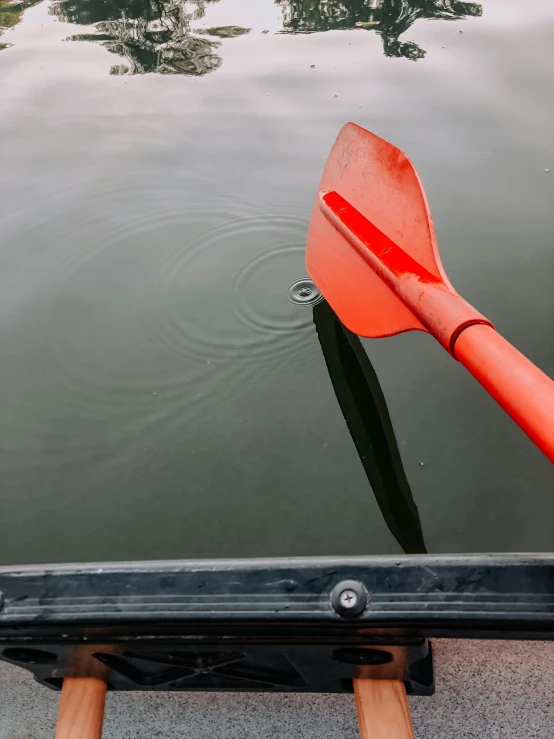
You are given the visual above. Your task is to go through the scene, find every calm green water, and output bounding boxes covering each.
[0,0,553,565]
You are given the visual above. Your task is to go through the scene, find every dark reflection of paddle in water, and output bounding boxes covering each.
[313,300,426,554]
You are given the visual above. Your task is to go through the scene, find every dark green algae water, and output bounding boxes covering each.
[0,0,553,564]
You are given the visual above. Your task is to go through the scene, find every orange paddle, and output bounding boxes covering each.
[306,123,554,462]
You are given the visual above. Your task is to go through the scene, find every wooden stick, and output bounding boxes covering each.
[56,677,107,739]
[354,679,415,739]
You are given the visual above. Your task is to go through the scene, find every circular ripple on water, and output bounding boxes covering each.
[2,188,259,457]
[3,191,319,479]
[153,209,315,366]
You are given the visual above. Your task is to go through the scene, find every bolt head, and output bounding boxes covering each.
[330,580,368,618]
[339,589,358,609]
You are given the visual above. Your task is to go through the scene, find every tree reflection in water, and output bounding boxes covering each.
[3,0,481,68]
[0,0,41,48]
[277,0,482,60]
[50,0,251,75]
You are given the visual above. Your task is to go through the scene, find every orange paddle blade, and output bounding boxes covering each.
[306,123,554,463]
[306,122,451,338]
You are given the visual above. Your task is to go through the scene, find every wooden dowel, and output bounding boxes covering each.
[354,679,415,739]
[56,677,107,739]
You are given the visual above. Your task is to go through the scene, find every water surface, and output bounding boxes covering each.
[1,0,553,564]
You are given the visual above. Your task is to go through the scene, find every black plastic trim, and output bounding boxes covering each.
[1,554,554,635]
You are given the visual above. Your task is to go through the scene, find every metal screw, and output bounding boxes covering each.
[339,589,358,610]
[331,580,368,618]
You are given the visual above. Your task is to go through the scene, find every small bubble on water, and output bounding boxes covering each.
[288,278,323,306]
[545,168,550,173]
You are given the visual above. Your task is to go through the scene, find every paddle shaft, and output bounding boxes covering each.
[454,324,554,462]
